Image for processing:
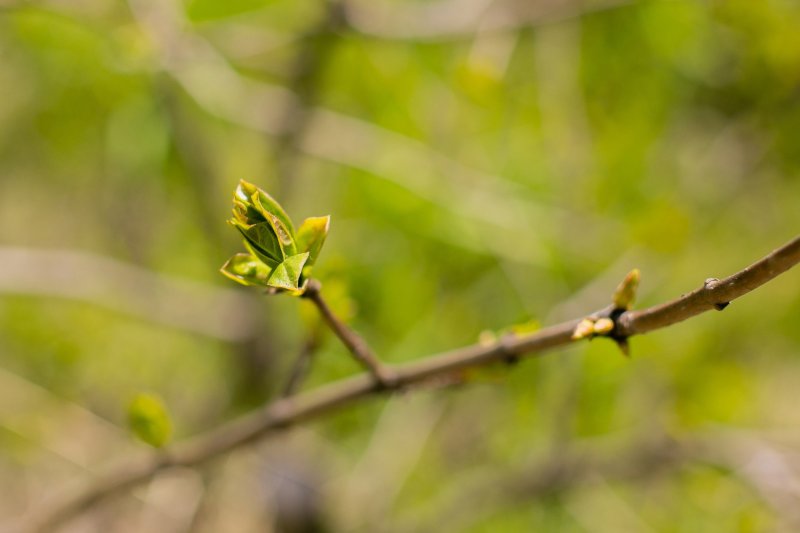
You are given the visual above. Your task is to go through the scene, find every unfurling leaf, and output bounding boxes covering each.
[128,393,172,448]
[296,216,330,270]
[613,268,640,310]
[267,252,310,293]
[507,319,541,336]
[220,253,273,286]
[222,181,331,294]
[241,180,295,235]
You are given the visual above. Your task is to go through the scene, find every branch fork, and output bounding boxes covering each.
[301,279,397,389]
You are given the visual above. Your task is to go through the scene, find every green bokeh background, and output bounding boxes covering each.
[1,0,799,531]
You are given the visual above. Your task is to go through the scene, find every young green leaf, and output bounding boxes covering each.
[222,181,330,295]
[263,210,297,256]
[229,219,283,266]
[296,215,330,268]
[240,180,295,236]
[128,393,173,449]
[220,253,273,286]
[267,252,310,292]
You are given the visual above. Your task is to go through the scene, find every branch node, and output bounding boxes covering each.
[714,301,730,311]
[303,278,397,389]
[497,334,519,365]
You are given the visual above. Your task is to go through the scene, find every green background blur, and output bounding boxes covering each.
[1,0,800,531]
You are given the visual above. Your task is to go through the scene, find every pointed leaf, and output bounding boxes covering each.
[296,215,330,268]
[267,252,310,292]
[241,239,281,269]
[242,180,295,236]
[220,253,273,286]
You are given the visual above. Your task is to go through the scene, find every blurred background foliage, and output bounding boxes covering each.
[1,0,800,531]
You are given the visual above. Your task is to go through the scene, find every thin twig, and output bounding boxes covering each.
[301,280,396,387]
[616,235,800,336]
[9,235,800,533]
[281,323,324,397]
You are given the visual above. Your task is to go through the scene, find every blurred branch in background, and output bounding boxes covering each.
[345,0,634,41]
[272,0,347,198]
[123,0,618,266]
[281,323,324,398]
[159,73,285,406]
[0,247,257,342]
[397,429,800,533]
[11,235,800,533]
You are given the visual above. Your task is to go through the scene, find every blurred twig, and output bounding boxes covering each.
[344,0,635,41]
[396,429,800,533]
[122,0,616,267]
[281,323,324,398]
[159,73,282,406]
[273,0,347,198]
[11,235,800,533]
[396,433,689,532]
[0,247,258,342]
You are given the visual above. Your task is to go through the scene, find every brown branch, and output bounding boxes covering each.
[10,234,800,533]
[616,234,800,336]
[301,280,397,387]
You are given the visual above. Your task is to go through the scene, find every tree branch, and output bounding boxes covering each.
[11,234,800,533]
[301,280,396,387]
[616,234,800,336]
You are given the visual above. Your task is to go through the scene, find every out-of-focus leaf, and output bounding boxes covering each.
[296,215,330,268]
[220,253,273,286]
[478,330,497,346]
[506,319,541,336]
[128,392,172,448]
[267,252,310,292]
